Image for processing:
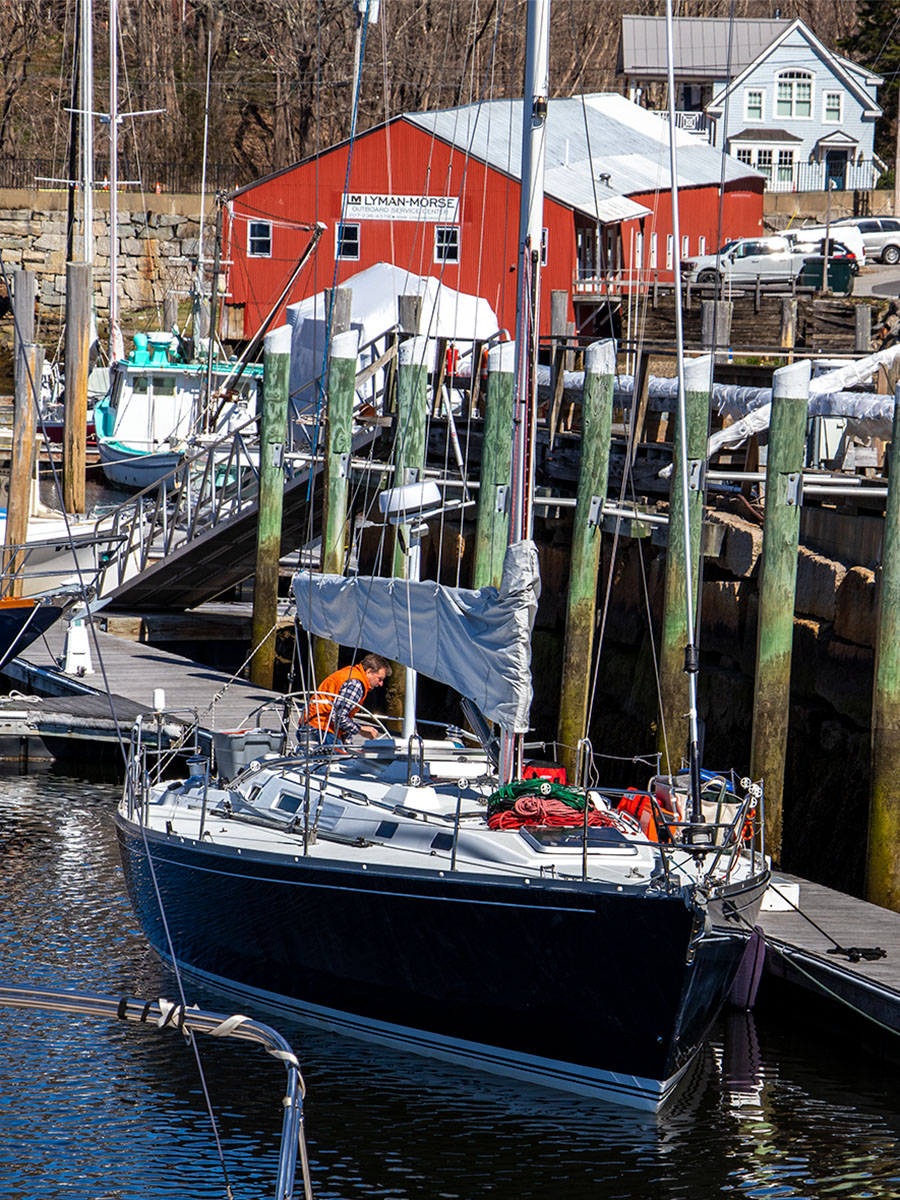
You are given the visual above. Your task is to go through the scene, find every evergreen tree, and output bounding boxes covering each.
[841,0,900,164]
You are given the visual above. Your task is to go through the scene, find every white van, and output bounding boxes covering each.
[783,224,866,267]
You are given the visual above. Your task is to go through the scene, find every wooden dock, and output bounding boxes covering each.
[0,616,281,752]
[759,872,900,1034]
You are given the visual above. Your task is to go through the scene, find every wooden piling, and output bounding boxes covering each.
[855,304,872,354]
[63,261,92,515]
[385,335,428,722]
[547,290,568,443]
[5,344,43,598]
[867,384,900,911]
[312,326,359,685]
[750,359,811,861]
[658,354,709,773]
[473,341,515,590]
[11,270,35,347]
[249,326,290,689]
[780,298,797,362]
[700,300,732,352]
[557,340,615,778]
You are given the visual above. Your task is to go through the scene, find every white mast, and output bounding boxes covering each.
[501,0,550,783]
[108,0,122,359]
[664,0,703,822]
[81,0,94,264]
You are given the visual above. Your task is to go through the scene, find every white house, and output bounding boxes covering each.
[619,16,883,192]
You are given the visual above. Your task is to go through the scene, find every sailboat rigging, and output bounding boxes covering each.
[113,0,771,1110]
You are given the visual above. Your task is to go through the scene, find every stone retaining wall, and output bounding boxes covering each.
[0,189,213,318]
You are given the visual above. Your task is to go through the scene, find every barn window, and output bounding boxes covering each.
[336,222,360,260]
[248,220,272,257]
[541,227,548,265]
[434,226,460,263]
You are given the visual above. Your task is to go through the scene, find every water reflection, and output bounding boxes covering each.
[0,764,899,1198]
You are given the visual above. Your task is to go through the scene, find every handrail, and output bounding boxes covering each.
[0,984,312,1200]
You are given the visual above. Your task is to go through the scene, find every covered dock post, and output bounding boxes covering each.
[867,384,900,911]
[312,288,355,685]
[557,340,615,779]
[473,341,515,590]
[64,261,92,515]
[750,359,810,861]
[385,335,428,726]
[249,326,290,688]
[658,354,709,773]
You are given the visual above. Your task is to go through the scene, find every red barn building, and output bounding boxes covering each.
[222,92,763,343]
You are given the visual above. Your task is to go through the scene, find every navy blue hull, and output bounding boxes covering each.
[0,599,71,670]
[116,821,767,1104]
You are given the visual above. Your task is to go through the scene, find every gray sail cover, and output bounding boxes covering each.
[293,540,541,733]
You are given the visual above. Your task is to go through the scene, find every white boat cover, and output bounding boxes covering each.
[283,263,500,413]
[293,540,540,733]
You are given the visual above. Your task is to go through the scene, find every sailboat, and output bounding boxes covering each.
[113,0,770,1109]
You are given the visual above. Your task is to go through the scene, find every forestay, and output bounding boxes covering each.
[293,540,540,733]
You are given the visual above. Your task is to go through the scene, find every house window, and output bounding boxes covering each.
[541,227,548,266]
[776,70,812,118]
[336,222,360,260]
[248,220,272,257]
[682,235,690,258]
[824,92,842,123]
[649,233,657,269]
[736,148,753,166]
[777,150,795,185]
[756,149,773,183]
[698,236,706,255]
[745,89,764,121]
[666,234,673,270]
[435,225,460,263]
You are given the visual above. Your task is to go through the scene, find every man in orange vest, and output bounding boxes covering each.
[301,653,392,744]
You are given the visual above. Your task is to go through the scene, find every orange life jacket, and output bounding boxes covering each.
[303,663,370,735]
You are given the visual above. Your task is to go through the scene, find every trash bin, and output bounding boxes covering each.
[799,256,854,295]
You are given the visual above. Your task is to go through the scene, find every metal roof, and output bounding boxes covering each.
[404,93,760,215]
[620,16,790,80]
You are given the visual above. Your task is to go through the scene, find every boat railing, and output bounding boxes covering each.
[0,530,128,596]
[0,984,312,1200]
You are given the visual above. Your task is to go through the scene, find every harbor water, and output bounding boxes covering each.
[1,763,900,1199]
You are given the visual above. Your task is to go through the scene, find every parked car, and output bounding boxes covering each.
[789,237,859,275]
[681,236,799,285]
[784,223,866,267]
[832,216,900,264]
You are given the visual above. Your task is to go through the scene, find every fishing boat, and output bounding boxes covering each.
[114,0,770,1109]
[94,332,264,490]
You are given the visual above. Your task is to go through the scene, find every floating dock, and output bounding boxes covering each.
[0,615,282,752]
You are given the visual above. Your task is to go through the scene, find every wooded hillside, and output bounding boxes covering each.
[0,0,868,191]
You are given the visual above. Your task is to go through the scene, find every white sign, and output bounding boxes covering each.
[344,193,460,222]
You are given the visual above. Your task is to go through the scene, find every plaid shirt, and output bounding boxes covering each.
[329,676,367,739]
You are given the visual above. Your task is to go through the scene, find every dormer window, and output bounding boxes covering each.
[776,71,812,118]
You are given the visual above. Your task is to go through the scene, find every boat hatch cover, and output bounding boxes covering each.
[521,827,640,855]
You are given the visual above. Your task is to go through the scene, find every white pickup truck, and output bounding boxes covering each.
[681,234,857,287]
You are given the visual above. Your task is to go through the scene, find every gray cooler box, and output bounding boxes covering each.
[213,728,283,780]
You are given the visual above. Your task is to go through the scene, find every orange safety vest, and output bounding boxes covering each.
[303,663,370,735]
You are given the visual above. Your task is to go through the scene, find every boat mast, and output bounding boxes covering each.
[501,0,550,783]
[664,0,703,825]
[108,0,120,359]
[81,0,94,265]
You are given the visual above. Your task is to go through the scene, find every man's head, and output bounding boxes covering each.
[360,653,392,688]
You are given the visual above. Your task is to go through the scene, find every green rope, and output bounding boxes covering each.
[487,779,589,813]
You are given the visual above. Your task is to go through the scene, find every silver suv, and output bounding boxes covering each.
[832,217,900,264]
